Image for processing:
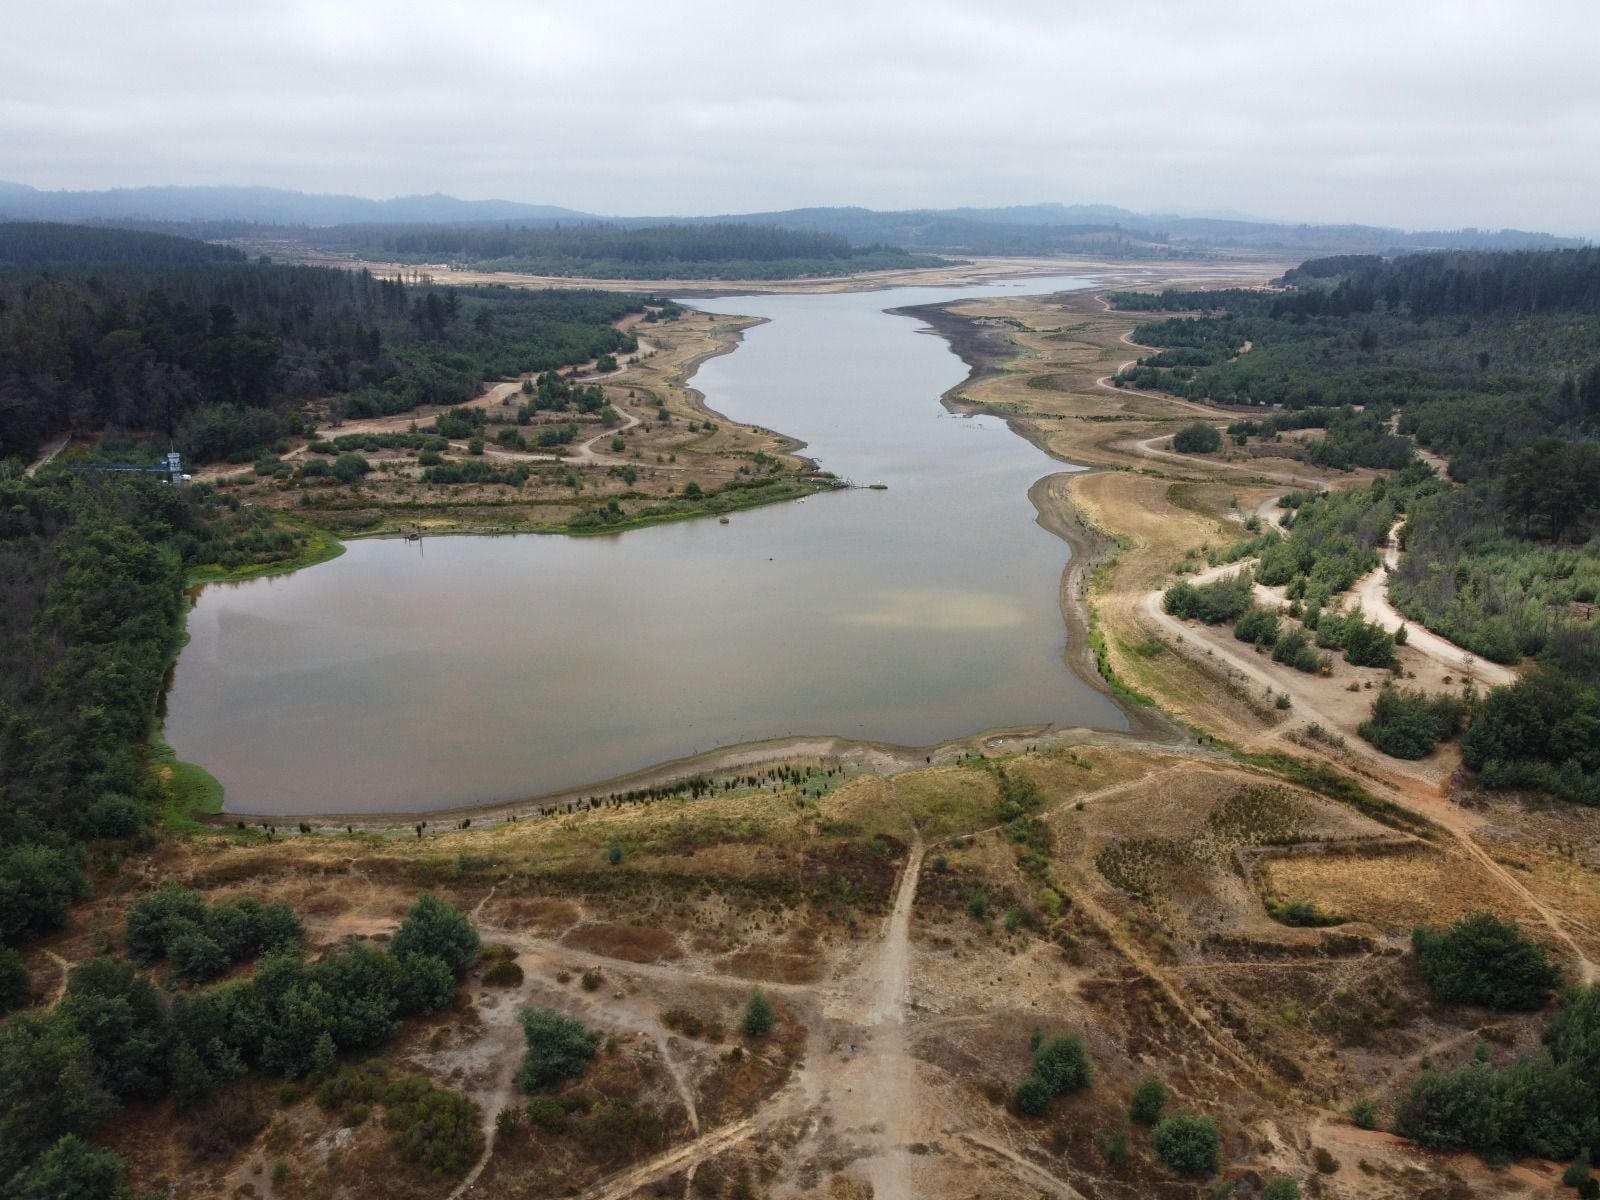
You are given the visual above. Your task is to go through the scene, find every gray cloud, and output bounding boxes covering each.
[2,0,1597,233]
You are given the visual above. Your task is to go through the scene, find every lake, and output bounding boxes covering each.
[165,274,1129,815]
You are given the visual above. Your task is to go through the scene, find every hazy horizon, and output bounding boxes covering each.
[5,1,1599,237]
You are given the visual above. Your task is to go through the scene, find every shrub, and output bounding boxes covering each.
[1413,913,1562,1010]
[517,1007,597,1091]
[1032,1033,1092,1095]
[125,883,207,964]
[1130,1074,1167,1124]
[483,959,524,987]
[1153,1112,1221,1177]
[1272,628,1325,673]
[525,1094,578,1135]
[573,1099,668,1165]
[1262,1177,1301,1200]
[332,453,371,484]
[1174,422,1222,453]
[1164,572,1255,624]
[1349,1096,1378,1130]
[382,1075,483,1176]
[966,887,988,919]
[1338,610,1396,668]
[390,895,479,973]
[1014,1074,1053,1116]
[1265,898,1341,928]
[1234,607,1281,646]
[741,989,775,1038]
[1359,686,1469,759]
[1097,1122,1131,1167]
[0,947,28,1013]
[1564,1150,1592,1189]
[392,953,456,1015]
[169,927,229,984]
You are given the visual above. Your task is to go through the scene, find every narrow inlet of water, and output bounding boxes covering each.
[166,275,1128,815]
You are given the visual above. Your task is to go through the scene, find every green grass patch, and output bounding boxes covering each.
[187,522,344,584]
[149,736,224,833]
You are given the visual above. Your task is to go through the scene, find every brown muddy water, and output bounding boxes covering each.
[166,275,1127,815]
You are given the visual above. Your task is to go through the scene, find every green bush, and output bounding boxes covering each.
[1233,607,1281,646]
[392,953,456,1015]
[332,453,371,484]
[1265,898,1340,928]
[1272,627,1325,673]
[572,1099,668,1165]
[1165,571,1256,624]
[517,1007,597,1092]
[1262,1177,1301,1200]
[125,883,207,964]
[1358,686,1468,759]
[382,1075,483,1176]
[1032,1032,1093,1095]
[482,959,524,987]
[1014,1074,1053,1116]
[1153,1112,1222,1177]
[741,989,775,1038]
[168,927,229,984]
[0,947,28,1013]
[1174,422,1222,453]
[1413,913,1562,1010]
[1349,1097,1378,1129]
[1130,1074,1167,1124]
[1564,1150,1593,1189]
[389,895,479,973]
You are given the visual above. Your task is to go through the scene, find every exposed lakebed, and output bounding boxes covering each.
[167,275,1128,816]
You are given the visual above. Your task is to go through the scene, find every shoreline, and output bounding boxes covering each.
[893,298,1180,745]
[206,274,1178,827]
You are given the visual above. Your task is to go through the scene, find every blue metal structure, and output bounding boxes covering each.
[64,449,187,483]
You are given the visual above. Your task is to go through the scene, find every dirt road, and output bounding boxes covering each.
[24,434,69,476]
[1351,521,1516,690]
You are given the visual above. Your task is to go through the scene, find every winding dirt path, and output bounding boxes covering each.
[43,949,71,1004]
[1351,521,1516,690]
[25,434,69,477]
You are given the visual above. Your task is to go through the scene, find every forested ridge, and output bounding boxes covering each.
[305,220,951,279]
[1120,247,1600,804]
[0,222,642,464]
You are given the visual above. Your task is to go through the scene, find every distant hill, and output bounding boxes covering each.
[0,181,592,226]
[0,182,1585,260]
[0,221,244,267]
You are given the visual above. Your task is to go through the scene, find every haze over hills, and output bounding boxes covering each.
[0,180,589,226]
[0,181,1587,260]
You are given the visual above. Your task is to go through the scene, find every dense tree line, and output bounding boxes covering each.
[0,223,642,463]
[309,221,949,279]
[0,470,332,952]
[0,221,244,268]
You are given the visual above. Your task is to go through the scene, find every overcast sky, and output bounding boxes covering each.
[4,0,1598,234]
